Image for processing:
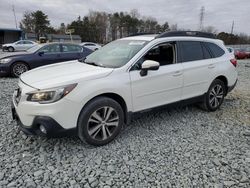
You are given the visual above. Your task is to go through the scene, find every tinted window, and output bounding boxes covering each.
[84,43,95,46]
[40,44,61,53]
[62,44,82,52]
[24,41,33,44]
[132,42,175,70]
[180,41,203,62]
[16,41,24,45]
[206,42,225,57]
[202,43,212,59]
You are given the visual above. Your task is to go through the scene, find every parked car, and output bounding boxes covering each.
[227,47,235,59]
[244,47,250,58]
[12,31,238,146]
[234,48,248,59]
[80,42,102,51]
[0,43,92,77]
[2,40,37,52]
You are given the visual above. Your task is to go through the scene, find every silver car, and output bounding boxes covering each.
[2,40,37,52]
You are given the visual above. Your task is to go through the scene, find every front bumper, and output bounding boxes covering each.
[2,46,8,51]
[0,64,10,77]
[11,102,77,137]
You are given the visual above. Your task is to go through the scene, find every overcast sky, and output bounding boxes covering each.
[0,0,250,35]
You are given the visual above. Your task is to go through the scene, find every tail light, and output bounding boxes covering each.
[230,59,237,67]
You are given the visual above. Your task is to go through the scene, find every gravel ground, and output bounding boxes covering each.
[0,60,250,188]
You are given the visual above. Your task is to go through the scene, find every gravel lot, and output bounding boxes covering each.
[0,60,250,188]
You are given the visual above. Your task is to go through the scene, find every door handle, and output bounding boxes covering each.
[208,64,215,69]
[172,71,182,76]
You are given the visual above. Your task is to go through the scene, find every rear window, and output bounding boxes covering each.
[205,42,225,57]
[179,41,204,62]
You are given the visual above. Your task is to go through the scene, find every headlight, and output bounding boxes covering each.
[26,83,77,104]
[0,58,12,64]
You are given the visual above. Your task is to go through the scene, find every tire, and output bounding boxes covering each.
[8,47,14,52]
[78,97,124,146]
[201,79,226,111]
[11,62,29,77]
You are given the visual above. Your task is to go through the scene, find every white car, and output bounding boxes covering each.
[12,31,238,146]
[2,40,37,52]
[80,42,101,51]
[227,47,235,59]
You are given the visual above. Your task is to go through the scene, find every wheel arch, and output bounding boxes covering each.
[214,75,228,93]
[78,92,130,125]
[11,61,30,69]
[8,46,15,50]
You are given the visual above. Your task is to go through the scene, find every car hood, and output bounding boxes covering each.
[2,43,12,47]
[0,51,31,59]
[20,60,114,89]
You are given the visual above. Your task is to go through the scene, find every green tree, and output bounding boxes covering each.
[20,10,53,39]
[19,11,34,32]
[32,10,50,37]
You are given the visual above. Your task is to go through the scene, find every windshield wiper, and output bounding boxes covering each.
[84,61,106,68]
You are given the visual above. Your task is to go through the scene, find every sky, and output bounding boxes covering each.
[0,0,250,35]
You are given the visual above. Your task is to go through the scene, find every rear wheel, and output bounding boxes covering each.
[201,79,226,111]
[8,47,14,52]
[78,97,124,146]
[11,62,29,77]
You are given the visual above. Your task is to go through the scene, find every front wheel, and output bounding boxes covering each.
[78,97,124,146]
[201,79,226,111]
[11,62,29,77]
[8,47,14,52]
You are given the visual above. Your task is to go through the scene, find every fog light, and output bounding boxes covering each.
[39,125,47,134]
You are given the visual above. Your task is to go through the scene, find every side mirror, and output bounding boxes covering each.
[38,51,45,56]
[140,60,160,76]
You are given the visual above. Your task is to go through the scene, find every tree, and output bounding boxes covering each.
[161,22,170,32]
[19,11,34,32]
[32,10,50,37]
[202,26,217,34]
[20,10,52,39]
[58,23,66,34]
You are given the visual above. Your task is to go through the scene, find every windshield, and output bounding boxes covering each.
[84,40,148,68]
[26,44,42,53]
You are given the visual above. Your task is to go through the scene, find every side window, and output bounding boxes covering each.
[40,44,61,54]
[179,41,203,62]
[205,42,225,57]
[84,43,95,46]
[24,41,33,44]
[201,43,212,59]
[62,44,82,52]
[132,42,175,70]
[16,41,23,45]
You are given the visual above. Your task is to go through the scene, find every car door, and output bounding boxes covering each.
[61,44,83,61]
[129,42,183,112]
[23,41,35,50]
[14,41,24,51]
[33,44,62,68]
[178,41,214,100]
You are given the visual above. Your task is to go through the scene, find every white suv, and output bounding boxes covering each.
[12,31,238,146]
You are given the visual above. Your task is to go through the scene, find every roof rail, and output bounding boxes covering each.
[129,32,160,37]
[155,31,216,39]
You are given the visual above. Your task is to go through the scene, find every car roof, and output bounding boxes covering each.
[120,35,157,41]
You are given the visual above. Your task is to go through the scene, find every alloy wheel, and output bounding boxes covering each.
[209,84,224,108]
[87,106,119,141]
[13,64,28,77]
